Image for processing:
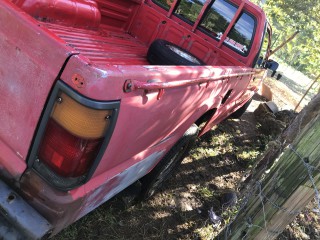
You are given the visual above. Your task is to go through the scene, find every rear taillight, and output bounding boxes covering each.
[28,81,120,190]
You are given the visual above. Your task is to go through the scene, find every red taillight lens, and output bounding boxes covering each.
[37,91,113,179]
[38,119,103,177]
[28,81,119,190]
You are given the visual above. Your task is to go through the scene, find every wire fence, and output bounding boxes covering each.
[219,142,320,240]
[211,93,320,240]
[289,144,320,211]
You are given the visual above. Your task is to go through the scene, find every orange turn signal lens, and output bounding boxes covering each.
[51,93,111,138]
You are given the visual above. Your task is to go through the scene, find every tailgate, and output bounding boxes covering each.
[0,1,76,179]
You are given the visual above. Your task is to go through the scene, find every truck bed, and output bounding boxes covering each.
[46,23,149,66]
[14,0,253,68]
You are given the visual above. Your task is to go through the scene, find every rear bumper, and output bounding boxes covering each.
[0,180,52,240]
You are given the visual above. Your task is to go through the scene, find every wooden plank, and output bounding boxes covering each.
[254,186,315,239]
[218,113,320,240]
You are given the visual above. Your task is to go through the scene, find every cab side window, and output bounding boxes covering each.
[226,12,255,55]
[174,0,206,24]
[152,0,173,11]
[199,0,238,39]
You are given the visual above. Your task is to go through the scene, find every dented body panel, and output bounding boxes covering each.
[0,0,270,237]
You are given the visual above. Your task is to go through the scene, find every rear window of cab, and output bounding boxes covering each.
[152,0,256,56]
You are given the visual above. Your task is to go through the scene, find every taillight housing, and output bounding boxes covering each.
[28,81,120,190]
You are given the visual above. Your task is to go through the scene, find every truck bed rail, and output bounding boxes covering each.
[124,69,262,99]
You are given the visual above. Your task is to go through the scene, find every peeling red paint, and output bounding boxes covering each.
[72,74,86,88]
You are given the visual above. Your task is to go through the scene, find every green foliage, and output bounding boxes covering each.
[198,187,214,199]
[250,0,320,77]
[176,0,204,22]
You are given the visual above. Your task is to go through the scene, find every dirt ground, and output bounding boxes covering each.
[53,76,319,240]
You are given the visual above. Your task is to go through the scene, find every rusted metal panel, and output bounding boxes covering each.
[0,179,52,239]
[19,170,83,236]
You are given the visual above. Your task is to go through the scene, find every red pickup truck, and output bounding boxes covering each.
[0,0,271,238]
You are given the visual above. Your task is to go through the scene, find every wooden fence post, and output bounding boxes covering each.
[217,93,320,240]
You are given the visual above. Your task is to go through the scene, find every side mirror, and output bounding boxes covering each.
[257,57,279,71]
[265,59,279,71]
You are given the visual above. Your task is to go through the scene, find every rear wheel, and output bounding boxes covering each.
[229,98,252,119]
[139,124,199,199]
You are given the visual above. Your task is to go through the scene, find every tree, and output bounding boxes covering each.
[251,0,320,77]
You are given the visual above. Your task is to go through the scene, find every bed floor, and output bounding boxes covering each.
[46,24,149,66]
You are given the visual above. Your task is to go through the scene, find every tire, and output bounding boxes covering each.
[139,124,199,199]
[229,98,252,119]
[147,39,204,66]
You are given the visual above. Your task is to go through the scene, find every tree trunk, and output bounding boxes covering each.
[294,74,320,111]
[269,31,300,57]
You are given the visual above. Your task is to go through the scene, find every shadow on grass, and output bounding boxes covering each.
[53,113,270,240]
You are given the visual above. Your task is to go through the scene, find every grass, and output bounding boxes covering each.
[195,224,215,240]
[198,187,214,200]
[236,149,260,167]
[54,207,123,240]
[191,130,235,161]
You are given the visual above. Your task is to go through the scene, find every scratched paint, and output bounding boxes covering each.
[78,151,165,218]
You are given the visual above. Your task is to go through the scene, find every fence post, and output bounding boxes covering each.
[217,93,320,240]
